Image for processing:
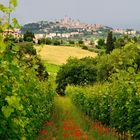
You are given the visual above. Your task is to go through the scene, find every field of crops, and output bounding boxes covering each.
[36,45,97,65]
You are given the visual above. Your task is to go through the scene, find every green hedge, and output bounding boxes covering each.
[66,70,140,139]
[0,37,54,139]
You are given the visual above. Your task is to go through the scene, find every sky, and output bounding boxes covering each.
[1,0,140,30]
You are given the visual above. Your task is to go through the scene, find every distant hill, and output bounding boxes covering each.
[21,17,112,36]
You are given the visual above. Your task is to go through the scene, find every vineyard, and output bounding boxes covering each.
[1,0,140,140]
[66,80,140,139]
[64,44,140,139]
[0,35,55,139]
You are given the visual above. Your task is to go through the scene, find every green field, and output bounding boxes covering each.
[36,45,97,65]
[44,62,60,73]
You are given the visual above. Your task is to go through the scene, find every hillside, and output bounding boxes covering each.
[36,45,97,65]
[21,18,112,38]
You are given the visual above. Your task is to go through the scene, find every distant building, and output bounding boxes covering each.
[34,34,45,43]
[3,29,22,38]
[34,34,44,39]
[113,29,126,34]
[113,29,136,35]
[59,16,103,30]
[125,29,136,35]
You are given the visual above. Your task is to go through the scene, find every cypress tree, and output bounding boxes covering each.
[106,31,115,54]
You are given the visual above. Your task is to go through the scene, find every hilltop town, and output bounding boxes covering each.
[21,17,139,40]
[2,17,139,42]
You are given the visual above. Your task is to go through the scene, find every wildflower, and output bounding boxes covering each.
[63,133,71,137]
[39,129,48,135]
[74,129,82,137]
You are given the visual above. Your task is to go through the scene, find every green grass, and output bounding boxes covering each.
[45,62,60,74]
[38,96,118,140]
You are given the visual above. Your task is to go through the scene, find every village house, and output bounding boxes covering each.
[3,28,22,38]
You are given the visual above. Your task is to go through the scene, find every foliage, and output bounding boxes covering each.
[96,38,105,49]
[35,58,49,81]
[81,45,88,50]
[56,43,140,94]
[106,31,115,53]
[38,38,62,46]
[23,31,35,42]
[56,57,97,95]
[0,2,53,139]
[38,38,52,45]
[0,0,20,32]
[69,40,75,45]
[45,38,52,45]
[66,43,140,139]
[0,37,54,139]
[114,35,134,49]
[16,42,35,55]
[96,43,140,81]
[38,38,46,45]
[53,40,61,46]
[66,69,140,139]
[16,42,48,81]
[4,34,18,43]
[78,40,84,45]
[45,62,60,74]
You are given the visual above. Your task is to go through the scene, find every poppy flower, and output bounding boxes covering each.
[74,129,82,137]
[39,129,48,135]
[63,133,71,137]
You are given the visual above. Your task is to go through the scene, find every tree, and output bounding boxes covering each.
[133,36,138,43]
[53,40,61,46]
[23,31,35,42]
[56,57,97,95]
[0,0,20,32]
[78,40,84,45]
[38,38,46,44]
[96,38,105,49]
[106,31,115,53]
[69,40,75,45]
[45,38,52,45]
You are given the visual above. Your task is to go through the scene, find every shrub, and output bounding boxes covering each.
[16,42,48,80]
[56,57,97,95]
[38,38,46,45]
[45,38,52,45]
[78,40,84,45]
[17,42,36,56]
[23,31,35,42]
[53,40,61,46]
[69,40,75,45]
[96,43,140,81]
[81,45,88,50]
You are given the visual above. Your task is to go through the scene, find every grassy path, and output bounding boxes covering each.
[37,96,117,140]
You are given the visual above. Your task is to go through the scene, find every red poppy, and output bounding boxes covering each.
[47,121,54,126]
[39,129,48,135]
[74,129,82,137]
[63,133,71,137]
[63,126,69,131]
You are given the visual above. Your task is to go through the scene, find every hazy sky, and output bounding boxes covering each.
[1,0,140,29]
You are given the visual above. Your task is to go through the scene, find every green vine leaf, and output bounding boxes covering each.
[10,0,17,8]
[12,18,21,28]
[2,106,14,118]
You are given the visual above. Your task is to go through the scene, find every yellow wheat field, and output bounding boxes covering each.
[36,45,97,65]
